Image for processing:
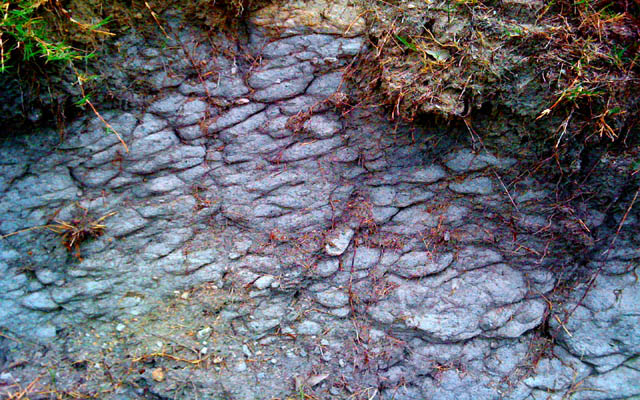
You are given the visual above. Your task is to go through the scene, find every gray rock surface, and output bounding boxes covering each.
[0,6,637,400]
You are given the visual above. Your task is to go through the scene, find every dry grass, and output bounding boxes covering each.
[46,210,116,258]
[349,0,533,119]
[346,0,639,158]
[534,0,639,142]
[1,206,116,259]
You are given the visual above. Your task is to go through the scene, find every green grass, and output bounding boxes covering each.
[0,0,130,148]
[1,0,86,72]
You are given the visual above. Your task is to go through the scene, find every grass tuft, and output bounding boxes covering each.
[1,206,116,260]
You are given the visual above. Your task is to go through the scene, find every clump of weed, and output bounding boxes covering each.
[533,0,640,146]
[351,0,638,146]
[47,208,116,259]
[351,0,538,120]
[1,205,116,259]
[346,0,639,194]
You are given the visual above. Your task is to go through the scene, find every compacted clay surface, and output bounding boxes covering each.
[1,2,638,399]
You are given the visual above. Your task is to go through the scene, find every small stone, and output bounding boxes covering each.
[325,226,354,256]
[254,275,276,290]
[197,327,212,341]
[133,113,168,138]
[259,336,277,345]
[369,329,386,341]
[151,368,165,382]
[235,361,247,372]
[454,246,503,271]
[248,318,281,333]
[242,344,252,358]
[316,259,339,277]
[127,129,179,160]
[34,324,57,339]
[146,175,182,194]
[249,289,269,298]
[249,63,313,90]
[148,94,186,116]
[142,48,161,58]
[35,269,58,285]
[0,372,13,384]
[278,136,343,162]
[200,347,208,355]
[21,291,59,311]
[116,323,126,332]
[303,115,342,138]
[307,373,329,387]
[316,289,350,308]
[297,320,322,335]
[253,76,314,102]
[329,307,350,318]
[306,72,343,96]
[449,177,494,195]
[209,104,266,134]
[394,251,454,278]
[404,165,448,183]
[445,149,496,172]
[281,326,296,336]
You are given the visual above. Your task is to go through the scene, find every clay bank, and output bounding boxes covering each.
[0,1,639,399]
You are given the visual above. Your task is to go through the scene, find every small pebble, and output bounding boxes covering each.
[0,372,13,384]
[151,367,165,382]
[235,361,247,372]
[242,344,252,357]
[196,327,212,341]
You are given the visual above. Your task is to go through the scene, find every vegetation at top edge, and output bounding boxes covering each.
[353,0,639,157]
[0,0,252,136]
[0,0,271,96]
[0,0,112,73]
[0,0,122,137]
[0,0,637,168]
